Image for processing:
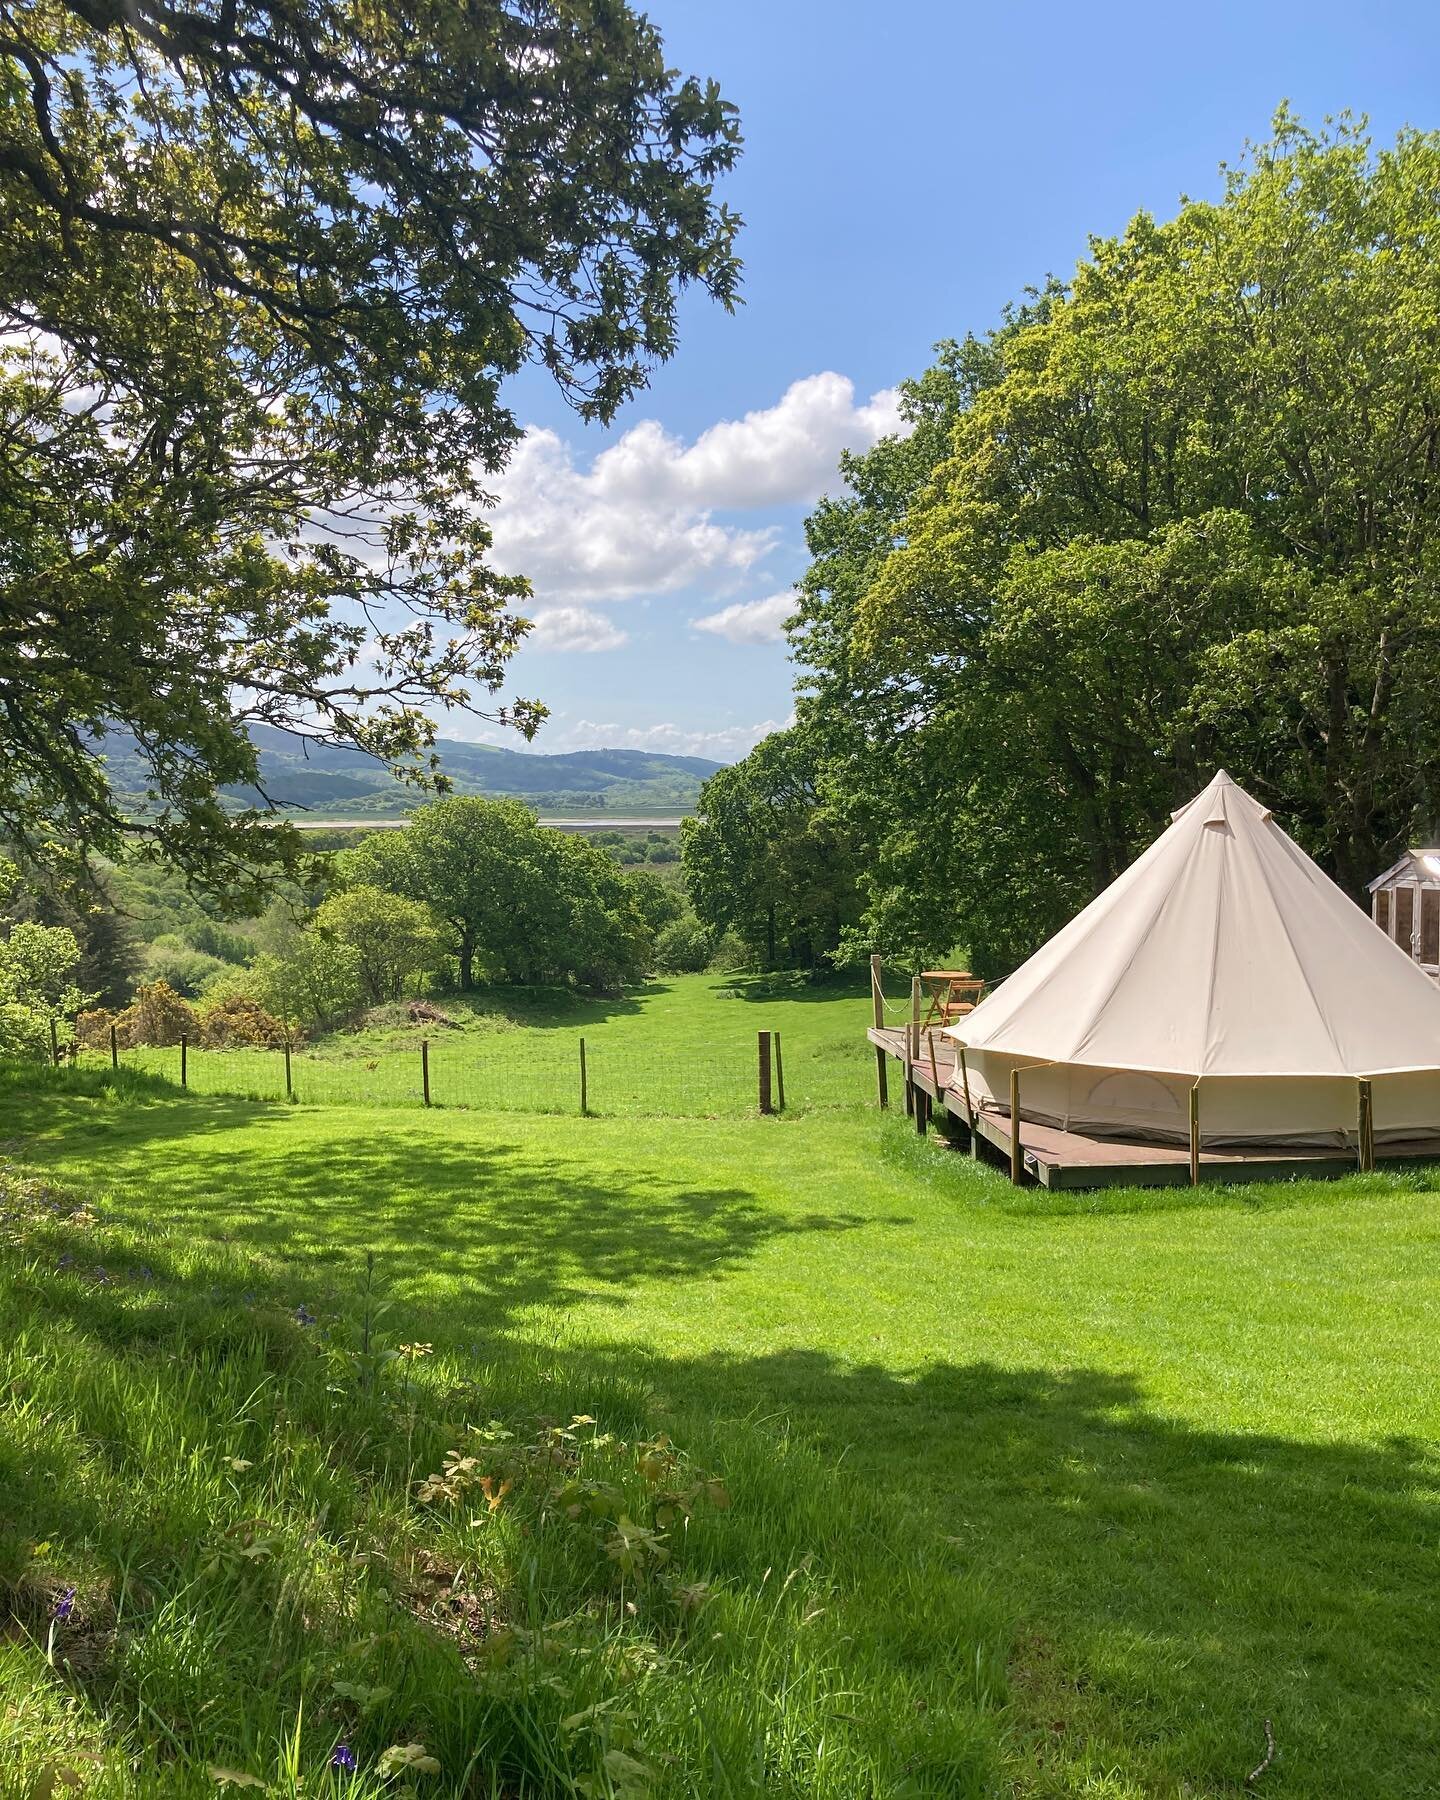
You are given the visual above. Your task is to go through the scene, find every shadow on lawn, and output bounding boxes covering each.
[9,1075,1440,1793]
[563,1342,1440,1796]
[11,1074,889,1326]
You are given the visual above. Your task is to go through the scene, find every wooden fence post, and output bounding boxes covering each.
[49,1018,59,1067]
[1189,1083,1201,1186]
[284,1034,293,1102]
[1357,1078,1374,1172]
[758,1030,773,1115]
[1009,1067,1023,1185]
[579,1036,588,1115]
[180,1035,187,1088]
[110,1021,119,1071]
[773,1030,785,1112]
[421,1037,431,1107]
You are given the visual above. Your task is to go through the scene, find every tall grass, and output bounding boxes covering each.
[0,1162,1001,1797]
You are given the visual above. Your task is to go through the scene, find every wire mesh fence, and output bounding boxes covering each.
[73,1022,874,1118]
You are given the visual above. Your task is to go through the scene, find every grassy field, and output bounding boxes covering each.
[5,1005,1440,1795]
[87,974,877,1117]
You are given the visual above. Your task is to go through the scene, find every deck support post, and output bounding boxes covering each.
[1009,1067,1023,1185]
[915,1085,928,1136]
[874,1045,889,1109]
[903,1051,914,1116]
[957,1046,978,1153]
[1189,1083,1200,1186]
[1357,1079,1374,1172]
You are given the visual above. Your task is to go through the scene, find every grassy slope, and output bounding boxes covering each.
[4,1056,1440,1797]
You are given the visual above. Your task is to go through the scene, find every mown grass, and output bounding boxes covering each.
[83,973,875,1118]
[4,1064,1440,1796]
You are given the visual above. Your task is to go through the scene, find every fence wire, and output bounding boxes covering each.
[75,1025,873,1118]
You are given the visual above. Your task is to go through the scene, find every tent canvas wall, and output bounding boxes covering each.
[946,772,1440,1149]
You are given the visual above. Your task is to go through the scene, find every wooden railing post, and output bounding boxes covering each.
[870,953,884,1030]
[1009,1067,1023,1185]
[421,1037,431,1107]
[758,1030,773,1115]
[910,974,922,1060]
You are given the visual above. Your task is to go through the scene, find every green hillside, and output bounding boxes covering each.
[100,725,722,819]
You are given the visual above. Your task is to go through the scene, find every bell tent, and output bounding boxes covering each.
[946,771,1440,1149]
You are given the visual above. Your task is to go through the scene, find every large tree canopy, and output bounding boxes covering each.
[681,728,863,972]
[0,0,740,901]
[791,113,1440,973]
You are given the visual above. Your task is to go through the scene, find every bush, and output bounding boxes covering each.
[143,937,229,997]
[197,994,292,1049]
[653,915,714,974]
[74,1007,119,1051]
[707,929,752,974]
[118,980,197,1047]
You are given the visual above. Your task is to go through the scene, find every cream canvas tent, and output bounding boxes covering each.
[946,771,1440,1149]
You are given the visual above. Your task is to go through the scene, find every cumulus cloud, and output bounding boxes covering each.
[525,605,628,653]
[692,592,797,645]
[546,715,795,761]
[485,372,904,603]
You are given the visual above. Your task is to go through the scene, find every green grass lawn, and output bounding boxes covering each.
[90,973,877,1117]
[3,1056,1439,1797]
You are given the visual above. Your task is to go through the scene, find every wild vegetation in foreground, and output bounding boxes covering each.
[3,1060,1439,1798]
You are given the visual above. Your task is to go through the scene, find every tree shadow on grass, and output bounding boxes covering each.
[555,1341,1440,1798]
[10,1074,896,1329]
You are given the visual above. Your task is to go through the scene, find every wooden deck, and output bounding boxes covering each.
[867,1026,1440,1189]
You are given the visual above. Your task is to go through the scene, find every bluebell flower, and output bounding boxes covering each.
[330,1743,357,1771]
[295,1304,317,1327]
[52,1586,75,1621]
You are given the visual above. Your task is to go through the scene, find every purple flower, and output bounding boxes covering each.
[330,1743,357,1772]
[52,1586,75,1621]
[295,1304,316,1327]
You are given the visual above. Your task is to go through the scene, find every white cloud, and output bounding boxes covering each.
[692,592,797,645]
[545,715,795,761]
[525,605,628,653]
[484,372,905,604]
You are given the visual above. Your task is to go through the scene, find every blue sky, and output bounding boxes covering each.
[470,0,1440,764]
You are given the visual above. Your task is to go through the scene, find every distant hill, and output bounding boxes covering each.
[98,724,723,819]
